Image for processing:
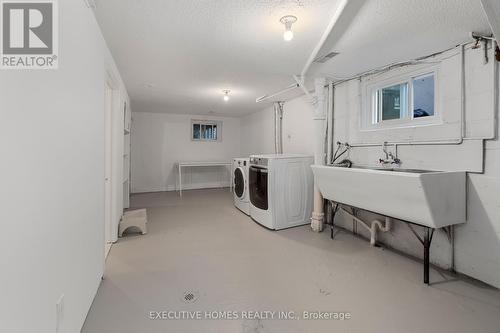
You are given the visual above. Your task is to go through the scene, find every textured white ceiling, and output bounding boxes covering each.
[95,0,491,117]
[309,0,491,80]
[94,0,341,116]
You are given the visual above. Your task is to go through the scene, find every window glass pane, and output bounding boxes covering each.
[201,124,206,139]
[193,124,200,139]
[413,75,434,118]
[192,121,221,141]
[381,83,408,121]
[206,125,212,139]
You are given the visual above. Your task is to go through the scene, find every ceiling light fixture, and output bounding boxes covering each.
[280,15,297,42]
[223,90,230,102]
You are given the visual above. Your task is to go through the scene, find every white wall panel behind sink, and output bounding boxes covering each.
[311,166,466,228]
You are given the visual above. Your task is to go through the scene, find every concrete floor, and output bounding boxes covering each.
[82,189,500,333]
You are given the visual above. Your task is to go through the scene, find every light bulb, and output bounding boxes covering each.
[280,15,297,42]
[283,29,294,41]
[224,95,229,102]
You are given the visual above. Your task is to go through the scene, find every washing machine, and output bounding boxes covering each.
[233,157,250,215]
[249,154,314,230]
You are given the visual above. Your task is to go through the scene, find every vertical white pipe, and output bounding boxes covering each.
[274,102,284,154]
[326,82,334,165]
[311,77,327,232]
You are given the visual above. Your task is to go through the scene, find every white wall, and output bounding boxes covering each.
[130,96,314,194]
[240,46,500,289]
[332,45,500,288]
[240,96,315,156]
[131,112,242,193]
[0,1,128,332]
[240,107,274,156]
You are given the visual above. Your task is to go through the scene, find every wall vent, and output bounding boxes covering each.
[313,51,339,63]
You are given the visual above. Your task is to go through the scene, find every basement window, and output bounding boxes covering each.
[191,120,222,142]
[364,70,438,130]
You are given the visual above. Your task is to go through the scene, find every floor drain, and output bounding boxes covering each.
[183,291,198,303]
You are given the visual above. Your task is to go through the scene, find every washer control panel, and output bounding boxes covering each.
[249,156,268,167]
[235,159,248,167]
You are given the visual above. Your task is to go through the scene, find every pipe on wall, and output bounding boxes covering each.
[274,102,284,154]
[341,43,498,177]
[332,43,475,149]
[311,77,327,232]
[326,82,334,164]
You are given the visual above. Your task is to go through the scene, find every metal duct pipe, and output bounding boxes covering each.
[274,102,284,154]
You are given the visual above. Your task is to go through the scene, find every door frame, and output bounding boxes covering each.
[104,70,120,262]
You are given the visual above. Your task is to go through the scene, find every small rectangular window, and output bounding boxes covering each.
[367,71,437,129]
[191,120,221,141]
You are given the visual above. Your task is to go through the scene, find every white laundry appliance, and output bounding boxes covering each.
[249,154,314,230]
[233,157,250,215]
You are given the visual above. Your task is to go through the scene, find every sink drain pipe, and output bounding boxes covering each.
[339,207,392,246]
[311,77,327,232]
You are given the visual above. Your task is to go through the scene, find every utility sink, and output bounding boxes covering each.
[311,165,466,228]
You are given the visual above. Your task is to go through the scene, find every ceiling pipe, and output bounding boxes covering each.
[480,0,500,46]
[300,0,349,79]
[293,75,315,102]
[256,83,299,103]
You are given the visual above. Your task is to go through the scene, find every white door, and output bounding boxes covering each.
[104,83,113,258]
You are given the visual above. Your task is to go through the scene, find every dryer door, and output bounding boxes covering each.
[234,167,245,199]
[249,166,268,210]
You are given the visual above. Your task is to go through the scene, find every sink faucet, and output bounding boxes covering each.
[379,142,401,165]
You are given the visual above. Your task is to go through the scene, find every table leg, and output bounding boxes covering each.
[423,227,434,285]
[424,228,429,284]
[179,165,182,197]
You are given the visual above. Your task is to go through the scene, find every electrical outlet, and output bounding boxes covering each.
[56,294,64,333]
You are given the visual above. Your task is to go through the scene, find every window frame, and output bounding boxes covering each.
[361,66,441,131]
[191,119,222,142]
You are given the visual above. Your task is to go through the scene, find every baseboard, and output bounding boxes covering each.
[80,272,105,332]
[132,182,231,194]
